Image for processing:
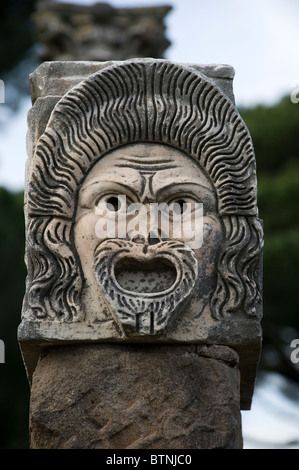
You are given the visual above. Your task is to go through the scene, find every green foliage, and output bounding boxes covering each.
[0,188,29,449]
[241,97,299,381]
[0,3,37,447]
[241,97,299,331]
[240,96,299,175]
[0,0,37,74]
[258,161,299,232]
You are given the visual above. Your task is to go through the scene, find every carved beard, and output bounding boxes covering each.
[92,239,199,337]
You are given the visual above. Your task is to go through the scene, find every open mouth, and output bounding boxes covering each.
[93,239,199,336]
[114,258,177,294]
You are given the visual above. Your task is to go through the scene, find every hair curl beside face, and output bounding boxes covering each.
[211,215,263,319]
[23,59,263,322]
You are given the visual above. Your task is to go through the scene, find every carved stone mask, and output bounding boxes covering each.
[75,143,222,337]
[19,58,263,407]
[23,59,263,328]
[22,58,263,327]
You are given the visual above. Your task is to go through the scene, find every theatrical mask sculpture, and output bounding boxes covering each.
[19,59,263,406]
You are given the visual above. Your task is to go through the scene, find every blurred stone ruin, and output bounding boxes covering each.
[32,1,172,61]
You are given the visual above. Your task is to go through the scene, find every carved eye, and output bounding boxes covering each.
[106,196,121,212]
[95,194,130,214]
[172,199,187,214]
[168,197,197,214]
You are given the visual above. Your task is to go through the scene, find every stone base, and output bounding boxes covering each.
[29,344,243,449]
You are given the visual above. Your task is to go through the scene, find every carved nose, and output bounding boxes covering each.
[131,232,161,246]
[132,234,146,244]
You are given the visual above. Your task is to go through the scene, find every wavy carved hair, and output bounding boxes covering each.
[23,59,263,322]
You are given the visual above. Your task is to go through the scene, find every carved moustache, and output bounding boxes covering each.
[92,239,199,337]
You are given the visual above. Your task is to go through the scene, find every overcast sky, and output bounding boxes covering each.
[1,0,299,190]
[111,0,299,106]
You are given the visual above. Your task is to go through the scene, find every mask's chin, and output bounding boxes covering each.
[92,239,199,338]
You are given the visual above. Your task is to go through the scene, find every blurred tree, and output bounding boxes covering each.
[0,0,37,75]
[0,0,37,449]
[0,0,39,120]
[240,97,299,175]
[240,96,299,382]
[0,188,29,449]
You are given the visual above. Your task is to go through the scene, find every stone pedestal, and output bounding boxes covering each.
[29,344,242,449]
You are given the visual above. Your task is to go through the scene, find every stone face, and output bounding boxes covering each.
[76,144,218,338]
[19,58,263,410]
[29,344,242,449]
[32,1,172,61]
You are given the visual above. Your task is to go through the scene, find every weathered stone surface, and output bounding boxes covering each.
[19,58,263,410]
[29,344,243,449]
[28,60,236,105]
